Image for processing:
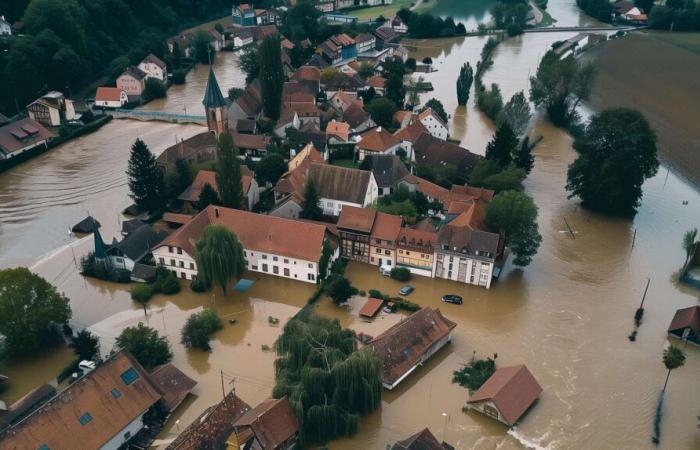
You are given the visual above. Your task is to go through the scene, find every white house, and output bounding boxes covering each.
[418,107,449,140]
[137,54,168,81]
[356,126,401,161]
[153,206,337,283]
[0,16,11,35]
[95,87,128,108]
[26,91,75,127]
[117,66,147,97]
[231,27,254,48]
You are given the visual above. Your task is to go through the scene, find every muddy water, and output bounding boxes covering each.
[1,3,700,450]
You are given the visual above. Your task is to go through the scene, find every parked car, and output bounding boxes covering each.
[399,285,414,296]
[441,294,463,305]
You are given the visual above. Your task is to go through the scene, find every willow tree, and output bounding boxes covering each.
[456,62,474,106]
[273,308,381,445]
[195,225,245,295]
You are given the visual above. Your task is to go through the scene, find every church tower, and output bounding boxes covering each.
[202,67,228,136]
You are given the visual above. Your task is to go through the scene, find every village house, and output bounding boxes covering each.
[330,90,357,112]
[232,132,270,161]
[167,390,251,450]
[291,65,322,83]
[668,305,700,346]
[413,133,482,173]
[343,102,376,133]
[154,206,337,283]
[274,108,301,137]
[137,54,168,81]
[359,154,409,196]
[93,222,168,273]
[95,87,128,108]
[231,397,299,449]
[288,143,325,171]
[232,3,257,26]
[323,73,365,98]
[316,0,336,13]
[167,35,194,58]
[0,118,54,160]
[356,32,377,54]
[251,24,278,42]
[394,110,413,128]
[230,26,254,48]
[326,120,351,143]
[373,27,401,49]
[357,126,401,161]
[388,15,408,33]
[394,120,429,160]
[178,167,259,212]
[0,16,11,35]
[337,206,377,264]
[156,132,218,173]
[418,107,449,140]
[400,173,450,207]
[290,122,328,153]
[365,75,386,94]
[369,211,403,268]
[285,102,321,127]
[228,79,263,123]
[368,307,457,389]
[0,350,194,450]
[26,91,75,127]
[467,365,542,426]
[208,28,226,51]
[255,8,280,25]
[392,428,454,450]
[117,66,148,98]
[236,118,257,134]
[614,0,648,22]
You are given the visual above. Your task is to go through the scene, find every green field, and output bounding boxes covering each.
[648,31,700,56]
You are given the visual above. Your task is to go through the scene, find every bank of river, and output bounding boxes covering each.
[1,3,699,449]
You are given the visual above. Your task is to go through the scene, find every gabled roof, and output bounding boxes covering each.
[331,90,355,108]
[141,53,167,69]
[366,75,386,89]
[467,365,542,426]
[323,73,365,91]
[374,27,399,43]
[371,211,403,242]
[252,24,278,41]
[343,102,372,128]
[326,120,350,141]
[306,53,330,69]
[158,206,328,262]
[203,68,227,108]
[95,87,125,102]
[392,428,453,450]
[233,397,299,449]
[149,363,197,412]
[360,297,384,318]
[288,143,324,171]
[360,154,408,188]
[309,163,372,204]
[0,350,162,450]
[418,107,448,129]
[232,131,269,150]
[233,79,263,116]
[157,131,218,168]
[668,305,700,334]
[355,32,376,44]
[291,65,322,82]
[358,127,400,152]
[369,308,456,387]
[121,65,147,81]
[402,173,449,204]
[109,225,168,261]
[337,205,377,233]
[397,227,438,252]
[413,133,481,172]
[0,118,54,156]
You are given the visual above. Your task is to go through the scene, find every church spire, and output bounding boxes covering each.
[202,67,228,136]
[203,67,226,109]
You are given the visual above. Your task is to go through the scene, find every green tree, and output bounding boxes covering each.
[661,345,685,392]
[424,98,448,124]
[566,108,658,216]
[259,35,284,120]
[0,268,71,357]
[115,323,172,370]
[144,78,167,99]
[70,329,100,361]
[255,153,287,186]
[215,133,244,209]
[456,62,474,106]
[452,354,497,393]
[181,309,223,351]
[365,97,398,129]
[469,160,526,193]
[390,267,411,282]
[195,225,246,296]
[193,30,214,64]
[23,0,88,58]
[127,138,165,213]
[197,183,221,209]
[300,180,323,220]
[323,274,358,304]
[499,91,531,137]
[476,83,504,121]
[358,62,375,78]
[513,136,534,174]
[273,309,381,445]
[576,0,614,22]
[383,60,406,108]
[683,228,698,265]
[485,122,518,166]
[375,199,418,218]
[166,158,193,200]
[529,51,596,126]
[239,46,260,83]
[280,0,323,42]
[404,58,417,72]
[228,87,244,101]
[486,190,542,266]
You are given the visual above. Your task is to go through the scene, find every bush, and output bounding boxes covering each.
[181,309,223,351]
[359,290,366,297]
[190,275,208,292]
[391,297,421,312]
[56,359,81,383]
[144,78,167,99]
[172,69,186,84]
[390,267,412,281]
[368,289,383,299]
[153,266,180,295]
[131,284,155,303]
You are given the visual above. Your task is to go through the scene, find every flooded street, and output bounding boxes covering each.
[1,3,699,449]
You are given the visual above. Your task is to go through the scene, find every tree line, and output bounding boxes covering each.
[396,8,468,38]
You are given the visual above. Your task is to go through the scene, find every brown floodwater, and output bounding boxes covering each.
[1,4,700,449]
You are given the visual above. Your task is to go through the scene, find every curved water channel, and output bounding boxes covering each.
[1,2,699,449]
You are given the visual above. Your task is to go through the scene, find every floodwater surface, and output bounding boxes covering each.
[1,3,699,450]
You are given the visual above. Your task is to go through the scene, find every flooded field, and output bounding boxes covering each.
[1,2,699,449]
[586,31,700,187]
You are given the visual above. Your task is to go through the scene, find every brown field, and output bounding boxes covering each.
[586,31,700,186]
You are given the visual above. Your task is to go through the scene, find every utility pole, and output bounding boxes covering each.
[221,369,226,402]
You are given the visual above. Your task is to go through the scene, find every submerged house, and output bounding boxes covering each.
[231,397,299,449]
[368,307,457,390]
[392,428,454,450]
[94,223,168,273]
[668,305,700,346]
[466,365,542,426]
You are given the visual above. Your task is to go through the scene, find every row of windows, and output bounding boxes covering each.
[397,249,431,259]
[168,246,183,255]
[159,257,195,271]
[251,264,316,281]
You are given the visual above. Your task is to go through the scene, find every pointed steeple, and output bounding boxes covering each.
[202,67,226,108]
[93,221,107,260]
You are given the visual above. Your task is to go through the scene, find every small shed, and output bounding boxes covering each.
[359,297,384,319]
[71,216,100,234]
[668,305,700,346]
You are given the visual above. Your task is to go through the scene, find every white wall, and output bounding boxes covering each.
[138,62,166,81]
[99,414,145,450]
[420,115,448,140]
[435,252,494,289]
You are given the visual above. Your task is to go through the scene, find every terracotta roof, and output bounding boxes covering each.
[343,102,371,128]
[309,163,372,205]
[252,25,278,41]
[331,33,355,47]
[166,390,251,450]
[95,87,125,102]
[360,298,384,318]
[402,173,449,204]
[291,66,321,81]
[326,120,350,141]
[232,132,269,150]
[285,102,320,118]
[288,143,324,171]
[366,75,386,89]
[149,363,197,412]
[141,53,167,69]
[233,397,298,449]
[394,110,414,126]
[158,206,328,262]
[157,131,218,168]
[0,350,162,450]
[394,120,428,143]
[369,308,456,387]
[397,227,438,252]
[371,212,403,242]
[331,90,355,108]
[374,27,399,42]
[233,79,263,117]
[392,428,453,450]
[358,127,400,152]
[337,205,377,233]
[414,133,481,172]
[668,305,700,334]
[281,38,294,49]
[0,118,54,157]
[467,365,542,426]
[179,168,253,203]
[162,212,194,225]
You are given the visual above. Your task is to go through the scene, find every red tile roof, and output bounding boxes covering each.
[233,397,299,449]
[366,75,386,89]
[394,120,428,143]
[359,297,384,318]
[232,132,269,150]
[402,174,449,204]
[358,127,400,152]
[371,212,403,242]
[397,227,437,252]
[149,363,197,412]
[467,365,542,426]
[326,120,350,141]
[95,87,125,102]
[159,206,328,262]
[668,305,700,334]
[337,205,377,233]
[291,66,322,81]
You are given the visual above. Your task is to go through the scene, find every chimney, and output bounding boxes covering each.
[377,126,382,133]
[215,207,220,218]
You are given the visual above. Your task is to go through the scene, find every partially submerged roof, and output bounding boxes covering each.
[71,215,100,234]
[392,428,454,450]
[360,297,384,318]
[467,365,542,426]
[149,363,197,412]
[668,305,700,334]
[233,397,298,449]
[0,118,54,156]
[109,225,168,261]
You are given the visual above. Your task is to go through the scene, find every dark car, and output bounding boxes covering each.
[441,294,463,305]
[399,285,414,296]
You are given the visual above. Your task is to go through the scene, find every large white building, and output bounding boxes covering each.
[153,206,337,283]
[137,54,168,82]
[417,107,449,140]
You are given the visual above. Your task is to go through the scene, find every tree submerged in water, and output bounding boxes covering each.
[273,308,382,445]
[452,353,497,393]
